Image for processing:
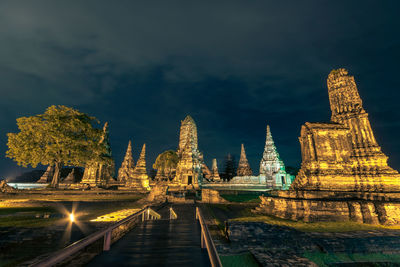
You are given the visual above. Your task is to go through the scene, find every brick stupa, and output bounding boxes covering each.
[236,144,253,176]
[117,140,135,185]
[126,144,150,192]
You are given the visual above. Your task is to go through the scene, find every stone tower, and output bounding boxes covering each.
[127,144,150,191]
[260,125,285,176]
[237,144,253,176]
[117,140,135,184]
[293,69,400,192]
[81,122,115,187]
[175,115,203,187]
[210,158,221,182]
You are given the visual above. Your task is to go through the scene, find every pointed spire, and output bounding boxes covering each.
[237,144,253,176]
[210,158,221,181]
[117,140,135,183]
[133,144,147,175]
[126,143,150,191]
[260,124,285,176]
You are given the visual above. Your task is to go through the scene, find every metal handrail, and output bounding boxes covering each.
[31,206,159,267]
[196,207,222,267]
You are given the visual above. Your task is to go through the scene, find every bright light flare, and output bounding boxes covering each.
[69,213,75,223]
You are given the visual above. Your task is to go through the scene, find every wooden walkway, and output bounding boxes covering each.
[87,204,211,267]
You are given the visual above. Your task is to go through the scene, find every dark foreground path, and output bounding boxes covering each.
[86,204,211,267]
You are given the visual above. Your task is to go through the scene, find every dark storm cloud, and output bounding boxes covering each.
[1,1,400,177]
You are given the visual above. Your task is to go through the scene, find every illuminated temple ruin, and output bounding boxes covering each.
[292,68,400,191]
[259,125,292,188]
[255,69,400,225]
[236,144,253,176]
[126,144,150,192]
[174,115,204,188]
[81,122,115,187]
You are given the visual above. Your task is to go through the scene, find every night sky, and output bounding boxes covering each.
[1,1,400,180]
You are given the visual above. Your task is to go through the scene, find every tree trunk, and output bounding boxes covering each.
[51,162,62,188]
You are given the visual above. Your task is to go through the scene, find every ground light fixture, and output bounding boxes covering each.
[69,213,75,223]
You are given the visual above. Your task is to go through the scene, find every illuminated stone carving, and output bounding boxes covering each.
[293,68,400,192]
[117,140,135,185]
[237,144,253,176]
[126,144,150,191]
[210,158,221,182]
[175,116,203,187]
[81,122,115,187]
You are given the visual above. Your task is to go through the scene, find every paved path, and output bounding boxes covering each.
[87,204,211,267]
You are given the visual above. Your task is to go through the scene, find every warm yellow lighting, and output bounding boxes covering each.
[69,213,75,223]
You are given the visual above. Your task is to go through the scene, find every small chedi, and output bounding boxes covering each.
[255,69,400,225]
[37,165,55,183]
[125,144,150,192]
[81,122,115,187]
[259,125,292,188]
[209,158,221,182]
[236,144,253,176]
[117,140,135,185]
[174,115,204,188]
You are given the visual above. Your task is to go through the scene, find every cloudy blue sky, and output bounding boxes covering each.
[1,1,400,179]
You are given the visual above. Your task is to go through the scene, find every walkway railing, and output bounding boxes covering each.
[196,207,222,267]
[169,207,178,220]
[31,206,161,267]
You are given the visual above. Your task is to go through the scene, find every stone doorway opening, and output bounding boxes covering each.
[187,176,192,185]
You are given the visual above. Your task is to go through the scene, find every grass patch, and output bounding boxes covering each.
[304,252,400,266]
[0,206,57,215]
[220,194,261,203]
[220,253,260,267]
[230,215,400,232]
[0,216,61,227]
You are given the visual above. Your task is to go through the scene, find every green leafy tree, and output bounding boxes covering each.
[6,105,109,187]
[153,150,179,180]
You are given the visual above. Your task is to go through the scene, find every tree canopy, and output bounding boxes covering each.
[153,150,179,180]
[6,105,109,186]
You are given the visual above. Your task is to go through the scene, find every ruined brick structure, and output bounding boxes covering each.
[237,144,253,176]
[117,140,135,185]
[256,69,400,225]
[210,158,221,182]
[174,116,203,187]
[81,122,115,187]
[125,144,150,192]
[292,68,400,192]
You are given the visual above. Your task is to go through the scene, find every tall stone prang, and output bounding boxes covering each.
[255,69,400,225]
[81,122,115,187]
[117,140,135,184]
[259,125,291,187]
[293,68,400,192]
[127,144,150,191]
[37,165,55,183]
[175,115,203,187]
[210,158,221,182]
[237,144,253,176]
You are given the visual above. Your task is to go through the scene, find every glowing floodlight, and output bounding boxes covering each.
[69,213,75,223]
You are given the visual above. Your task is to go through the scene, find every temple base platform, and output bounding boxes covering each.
[254,190,400,225]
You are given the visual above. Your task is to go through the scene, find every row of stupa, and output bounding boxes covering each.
[202,126,294,188]
[37,110,292,191]
[152,115,293,189]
